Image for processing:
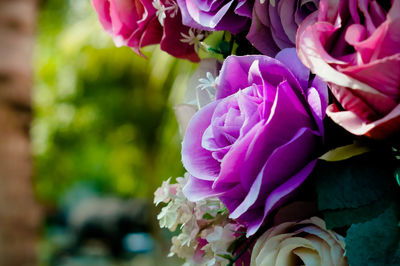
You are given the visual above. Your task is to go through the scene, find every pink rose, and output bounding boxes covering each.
[92,0,201,62]
[297,0,400,139]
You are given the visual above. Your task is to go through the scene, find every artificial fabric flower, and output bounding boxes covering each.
[182,48,327,236]
[91,0,202,61]
[154,177,178,205]
[175,59,221,136]
[184,59,221,109]
[247,0,319,56]
[176,0,253,34]
[155,174,238,265]
[251,217,347,266]
[297,0,400,138]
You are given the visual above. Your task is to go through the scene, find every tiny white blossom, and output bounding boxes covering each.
[197,72,217,101]
[153,0,167,25]
[181,217,200,245]
[205,224,236,253]
[201,244,227,266]
[154,177,174,206]
[152,0,179,26]
[182,262,196,266]
[202,224,236,265]
[155,173,236,266]
[165,0,179,17]
[180,28,206,53]
[179,202,195,225]
[206,258,218,266]
[157,201,180,230]
[177,231,193,247]
[169,236,196,260]
[177,172,190,186]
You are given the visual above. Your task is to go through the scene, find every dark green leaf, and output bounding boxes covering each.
[314,152,394,211]
[227,234,246,253]
[218,41,231,57]
[345,205,400,266]
[217,254,234,261]
[395,167,400,187]
[202,213,215,220]
[216,207,228,215]
[322,196,392,229]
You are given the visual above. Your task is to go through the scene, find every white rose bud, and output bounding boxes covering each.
[251,217,347,266]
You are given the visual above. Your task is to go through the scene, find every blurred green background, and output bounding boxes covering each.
[33,0,194,203]
[33,0,195,264]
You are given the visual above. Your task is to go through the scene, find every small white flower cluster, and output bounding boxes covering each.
[154,174,239,265]
[200,223,238,266]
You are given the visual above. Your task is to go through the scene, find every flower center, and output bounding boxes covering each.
[202,86,263,162]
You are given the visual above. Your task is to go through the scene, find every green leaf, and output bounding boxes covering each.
[218,41,231,57]
[207,206,228,215]
[345,205,400,266]
[216,207,229,215]
[392,243,400,266]
[314,152,394,211]
[227,234,247,253]
[202,213,215,220]
[319,141,371,162]
[395,167,400,187]
[322,196,392,229]
[217,254,234,261]
[199,31,225,60]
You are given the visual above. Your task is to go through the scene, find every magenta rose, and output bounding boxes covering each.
[176,0,253,34]
[247,0,319,56]
[181,49,327,236]
[297,0,400,139]
[91,0,201,62]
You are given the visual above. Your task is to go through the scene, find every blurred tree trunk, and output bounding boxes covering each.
[0,0,41,265]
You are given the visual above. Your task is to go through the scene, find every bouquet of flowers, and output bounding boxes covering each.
[92,0,400,265]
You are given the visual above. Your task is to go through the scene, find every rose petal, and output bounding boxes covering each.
[92,0,112,32]
[327,102,400,139]
[228,126,318,221]
[297,14,389,100]
[246,159,317,236]
[182,101,221,180]
[160,13,200,62]
[182,174,225,201]
[247,1,281,56]
[275,48,310,90]
[340,54,400,101]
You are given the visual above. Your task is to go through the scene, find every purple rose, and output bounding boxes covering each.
[247,0,319,56]
[181,48,327,236]
[176,0,253,34]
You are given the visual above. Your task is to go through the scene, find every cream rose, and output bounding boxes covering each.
[251,217,347,266]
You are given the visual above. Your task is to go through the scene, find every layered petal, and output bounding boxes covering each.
[250,217,347,266]
[177,0,252,33]
[182,101,221,180]
[247,0,319,56]
[182,50,325,236]
[91,0,203,61]
[297,0,400,138]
